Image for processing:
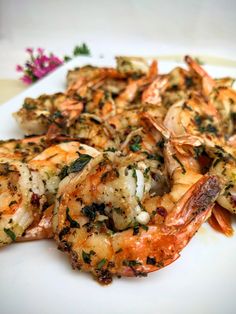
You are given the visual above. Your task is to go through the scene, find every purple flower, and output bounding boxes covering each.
[37,48,44,55]
[16,65,23,72]
[21,75,33,85]
[26,48,33,54]
[33,67,47,79]
[17,47,63,85]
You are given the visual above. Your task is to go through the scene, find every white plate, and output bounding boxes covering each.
[0,56,236,314]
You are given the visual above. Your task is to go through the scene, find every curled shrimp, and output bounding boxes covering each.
[115,60,158,110]
[53,150,220,283]
[161,79,236,222]
[0,141,100,244]
[185,55,236,135]
[209,156,236,215]
[142,76,168,105]
[13,93,84,136]
[0,158,46,246]
[17,141,100,242]
[0,136,47,161]
[141,113,203,213]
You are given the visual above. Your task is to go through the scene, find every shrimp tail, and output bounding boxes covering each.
[184,55,215,95]
[208,204,234,237]
[16,205,54,242]
[166,175,221,226]
[114,175,221,277]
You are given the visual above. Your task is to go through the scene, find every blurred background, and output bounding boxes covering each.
[0,0,236,78]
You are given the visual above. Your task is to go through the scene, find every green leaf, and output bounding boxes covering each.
[68,154,93,174]
[66,207,80,228]
[129,135,142,152]
[4,228,16,241]
[122,259,142,267]
[58,165,69,180]
[82,250,95,264]
[97,258,107,270]
[23,103,36,110]
[130,143,141,152]
[146,256,156,265]
[73,43,90,56]
[64,55,72,62]
[104,147,117,152]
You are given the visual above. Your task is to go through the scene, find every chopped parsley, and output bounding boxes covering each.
[68,154,93,173]
[114,207,123,215]
[59,154,93,180]
[146,256,156,265]
[82,250,95,264]
[82,203,105,221]
[143,167,150,179]
[97,258,107,270]
[58,165,69,180]
[194,113,218,134]
[23,103,36,110]
[193,145,205,159]
[58,226,70,241]
[144,152,164,164]
[133,221,140,235]
[156,139,165,149]
[73,43,90,56]
[122,259,142,267]
[104,147,117,152]
[4,228,16,241]
[129,135,142,152]
[64,55,72,62]
[66,207,80,228]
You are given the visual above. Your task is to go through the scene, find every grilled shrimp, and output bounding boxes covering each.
[185,55,236,135]
[53,150,220,283]
[209,157,236,215]
[13,93,83,136]
[18,142,100,242]
[0,158,46,246]
[29,141,99,204]
[141,113,203,213]
[67,114,118,150]
[0,136,47,161]
[162,58,236,218]
[115,60,158,110]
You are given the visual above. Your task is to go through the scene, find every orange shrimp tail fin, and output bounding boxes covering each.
[184,55,215,94]
[17,205,54,242]
[114,175,221,277]
[165,175,221,227]
[208,204,234,237]
[148,60,158,79]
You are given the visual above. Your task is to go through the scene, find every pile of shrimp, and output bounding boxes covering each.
[1,55,236,284]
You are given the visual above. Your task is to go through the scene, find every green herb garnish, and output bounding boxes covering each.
[122,259,142,267]
[23,103,36,110]
[146,256,156,265]
[82,250,95,264]
[66,207,80,228]
[73,43,90,56]
[59,154,93,180]
[4,228,16,241]
[129,135,142,152]
[97,258,107,270]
